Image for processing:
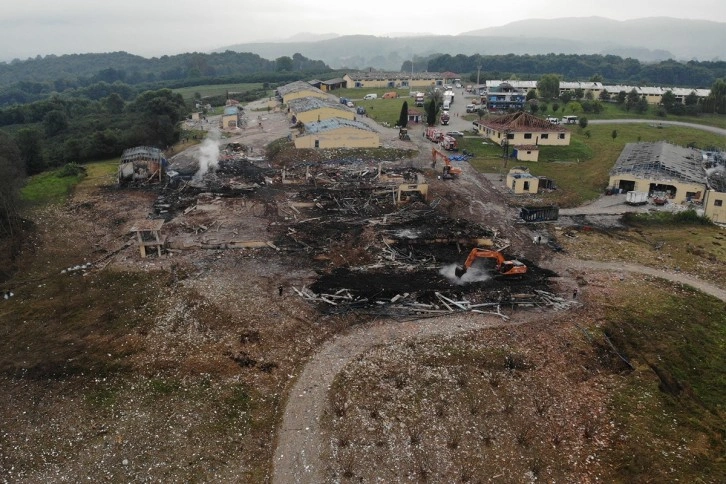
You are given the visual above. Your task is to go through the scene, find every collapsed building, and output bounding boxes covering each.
[118,146,167,185]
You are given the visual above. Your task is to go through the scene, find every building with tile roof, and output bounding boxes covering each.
[475,112,571,161]
[276,81,331,104]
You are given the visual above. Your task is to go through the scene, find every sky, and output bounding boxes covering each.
[0,0,724,62]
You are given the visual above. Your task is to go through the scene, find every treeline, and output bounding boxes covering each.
[406,53,726,88]
[0,51,332,106]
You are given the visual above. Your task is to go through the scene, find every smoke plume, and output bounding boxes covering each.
[194,130,221,180]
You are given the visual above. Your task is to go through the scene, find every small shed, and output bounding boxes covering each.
[407,108,423,124]
[506,167,539,194]
[512,145,540,162]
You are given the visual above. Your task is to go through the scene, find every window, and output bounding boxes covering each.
[716,199,723,207]
[314,140,319,148]
[524,133,532,139]
[558,133,566,139]
[541,134,549,140]
[507,133,514,140]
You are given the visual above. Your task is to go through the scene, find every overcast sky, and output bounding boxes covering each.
[0,0,724,61]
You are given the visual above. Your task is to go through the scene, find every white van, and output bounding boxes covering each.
[443,100,450,111]
[363,93,377,100]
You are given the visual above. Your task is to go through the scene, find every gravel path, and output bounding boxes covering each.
[272,255,726,483]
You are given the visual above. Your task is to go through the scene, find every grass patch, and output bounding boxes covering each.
[21,160,120,205]
[21,167,87,205]
[595,280,726,482]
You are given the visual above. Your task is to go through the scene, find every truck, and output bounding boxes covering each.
[440,135,458,151]
[363,93,378,100]
[443,90,455,105]
[440,111,450,125]
[414,92,425,107]
[425,127,443,142]
[442,100,450,111]
[625,191,648,205]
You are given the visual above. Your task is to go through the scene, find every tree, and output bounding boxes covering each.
[589,74,603,83]
[15,128,44,175]
[425,100,437,126]
[635,97,649,114]
[0,131,24,237]
[560,90,573,104]
[611,129,618,141]
[552,103,559,114]
[537,74,560,99]
[661,90,677,113]
[574,88,584,100]
[275,56,293,72]
[578,117,588,129]
[43,109,68,136]
[103,93,125,114]
[398,101,409,128]
[526,89,537,101]
[476,107,486,123]
[617,91,627,104]
[599,89,611,102]
[528,100,539,114]
[625,88,639,111]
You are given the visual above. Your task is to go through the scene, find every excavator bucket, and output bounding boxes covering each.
[454,266,467,278]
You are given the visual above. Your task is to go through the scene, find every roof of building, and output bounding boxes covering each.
[346,71,447,81]
[223,106,239,115]
[120,146,164,163]
[514,145,540,151]
[288,97,351,114]
[478,112,568,133]
[610,141,707,185]
[322,78,346,85]
[302,117,378,135]
[277,81,327,98]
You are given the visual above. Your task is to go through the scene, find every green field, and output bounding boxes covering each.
[172,83,267,103]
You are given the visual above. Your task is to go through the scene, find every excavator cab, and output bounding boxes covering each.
[399,127,410,140]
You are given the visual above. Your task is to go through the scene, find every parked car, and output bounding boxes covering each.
[363,93,377,100]
[346,101,355,108]
[466,104,477,113]
[446,131,464,137]
[356,106,366,115]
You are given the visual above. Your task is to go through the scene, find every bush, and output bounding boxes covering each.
[57,162,87,178]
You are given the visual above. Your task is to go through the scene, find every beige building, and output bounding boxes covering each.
[476,112,570,161]
[506,167,540,194]
[277,81,331,104]
[220,106,241,129]
[294,118,380,149]
[703,190,726,223]
[287,97,354,124]
[343,72,450,90]
[608,142,707,204]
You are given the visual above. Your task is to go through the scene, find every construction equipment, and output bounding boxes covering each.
[455,248,528,278]
[431,148,462,179]
[399,127,410,140]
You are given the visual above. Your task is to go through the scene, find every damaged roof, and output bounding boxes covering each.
[346,71,448,81]
[302,118,377,135]
[288,97,351,114]
[478,112,568,133]
[611,141,707,185]
[277,81,328,97]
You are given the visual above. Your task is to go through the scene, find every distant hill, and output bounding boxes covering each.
[217,17,724,70]
[461,17,725,61]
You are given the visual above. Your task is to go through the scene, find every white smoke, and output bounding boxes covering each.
[194,130,221,180]
[439,262,492,286]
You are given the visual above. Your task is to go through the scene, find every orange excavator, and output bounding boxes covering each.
[431,148,462,179]
[455,248,528,278]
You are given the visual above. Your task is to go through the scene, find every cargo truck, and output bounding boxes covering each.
[625,191,648,205]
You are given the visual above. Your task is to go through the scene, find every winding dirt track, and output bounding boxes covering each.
[271,258,726,483]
